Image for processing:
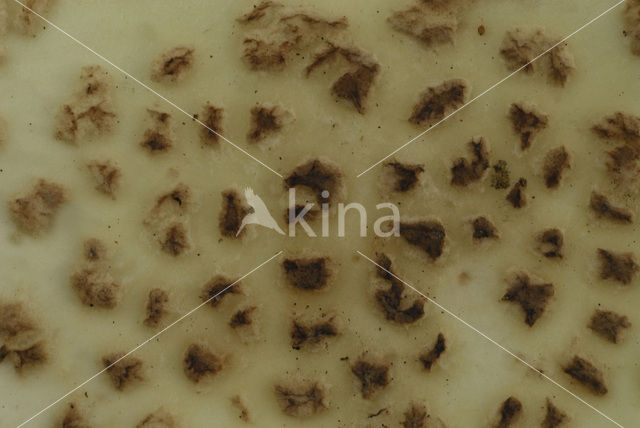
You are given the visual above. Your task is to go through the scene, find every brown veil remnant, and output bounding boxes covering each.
[144,184,192,256]
[282,257,331,291]
[471,216,499,241]
[624,0,640,56]
[201,275,241,307]
[54,65,117,143]
[502,272,554,326]
[401,403,428,428]
[136,408,176,428]
[542,399,568,428]
[450,137,490,186]
[70,239,121,308]
[8,179,66,236]
[399,220,446,260]
[589,192,634,224]
[143,288,169,328]
[274,380,328,416]
[151,46,194,83]
[219,189,249,238]
[508,103,548,150]
[419,333,446,370]
[374,253,425,324]
[542,146,570,188]
[562,356,607,395]
[140,109,174,154]
[284,159,344,204]
[12,0,56,36]
[290,316,339,349]
[87,159,121,198]
[597,248,639,285]
[588,309,631,343]
[59,403,91,428]
[198,102,224,147]
[350,357,391,398]
[383,160,425,192]
[409,79,469,126]
[506,178,527,209]
[500,28,575,86]
[103,353,145,391]
[0,301,48,372]
[536,228,564,259]
[247,104,293,142]
[591,112,640,189]
[494,396,522,428]
[183,343,223,383]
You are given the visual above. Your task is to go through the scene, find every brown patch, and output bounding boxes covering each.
[242,38,288,71]
[548,44,575,86]
[588,309,631,344]
[274,381,328,417]
[502,273,554,326]
[284,159,343,204]
[350,358,390,399]
[290,317,338,349]
[141,109,173,153]
[388,3,458,48]
[542,399,568,428]
[537,228,564,259]
[624,0,640,56]
[543,146,570,188]
[54,66,117,143]
[506,178,527,208]
[384,161,425,192]
[283,257,330,290]
[490,160,511,189]
[231,395,250,422]
[450,137,490,186]
[12,341,47,371]
[201,275,240,307]
[199,102,224,146]
[409,79,469,126]
[219,189,249,238]
[144,288,169,328]
[82,238,105,262]
[592,112,640,143]
[183,343,223,383]
[419,333,446,370]
[589,192,634,224]
[495,396,522,428]
[563,356,607,395]
[0,302,36,342]
[472,216,498,241]
[374,254,424,324]
[151,46,194,83]
[478,25,486,35]
[597,248,639,285]
[135,408,175,428]
[71,267,120,309]
[160,223,189,256]
[13,0,55,35]
[247,105,291,142]
[401,403,428,428]
[87,160,120,197]
[331,64,379,114]
[103,353,145,391]
[508,103,548,150]
[229,306,257,328]
[9,179,67,235]
[399,220,446,260]
[60,402,90,428]
[238,1,281,24]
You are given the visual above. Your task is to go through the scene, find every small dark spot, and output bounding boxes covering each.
[543,146,570,189]
[588,309,631,343]
[350,358,390,399]
[563,356,607,395]
[490,160,511,189]
[144,288,169,328]
[495,396,522,428]
[537,228,564,259]
[506,178,527,208]
[384,161,424,192]
[409,79,469,126]
[399,220,446,260]
[103,353,144,391]
[83,238,106,261]
[472,216,498,241]
[419,333,446,371]
[290,317,338,349]
[283,258,330,290]
[478,25,486,36]
[201,276,240,307]
[274,381,328,416]
[597,248,639,285]
[183,343,223,383]
[589,192,633,224]
[508,103,548,150]
[450,137,490,186]
[502,273,554,326]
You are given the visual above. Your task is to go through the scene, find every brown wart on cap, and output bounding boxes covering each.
[399,220,446,260]
[589,192,634,224]
[350,358,391,399]
[562,356,607,395]
[102,353,144,391]
[401,403,428,428]
[86,160,120,198]
[201,276,241,307]
[59,402,91,428]
[588,309,631,344]
[543,146,570,188]
[450,137,490,186]
[388,0,466,47]
[144,288,169,328]
[140,109,173,154]
[135,408,175,428]
[597,248,639,285]
[284,159,343,204]
[291,317,338,350]
[71,267,120,308]
[542,399,569,428]
[508,103,548,150]
[495,396,522,428]
[331,64,379,114]
[471,216,499,241]
[374,254,424,323]
[247,104,292,143]
[198,102,224,147]
[419,333,446,370]
[502,273,554,326]
[12,341,48,371]
[490,160,511,189]
[183,343,223,383]
[219,189,249,238]
[237,1,282,24]
[384,160,425,192]
[9,179,67,236]
[0,302,37,342]
[229,306,257,329]
[592,112,640,143]
[409,79,469,126]
[536,228,564,259]
[160,223,190,256]
[151,46,194,83]
[506,178,527,208]
[282,257,331,290]
[274,381,328,417]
